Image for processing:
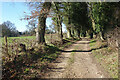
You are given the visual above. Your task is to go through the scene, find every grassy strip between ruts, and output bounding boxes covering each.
[68,52,75,64]
[89,39,118,78]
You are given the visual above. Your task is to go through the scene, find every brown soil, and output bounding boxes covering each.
[42,38,110,78]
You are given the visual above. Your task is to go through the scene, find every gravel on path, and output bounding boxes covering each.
[42,39,110,78]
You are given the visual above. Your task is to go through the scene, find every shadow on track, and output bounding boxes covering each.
[60,45,107,53]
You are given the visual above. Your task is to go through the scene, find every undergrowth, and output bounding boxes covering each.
[2,38,76,80]
[89,39,118,78]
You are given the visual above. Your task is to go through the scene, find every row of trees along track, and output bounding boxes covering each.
[24,2,120,45]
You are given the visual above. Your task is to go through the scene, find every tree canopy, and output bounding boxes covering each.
[25,2,120,44]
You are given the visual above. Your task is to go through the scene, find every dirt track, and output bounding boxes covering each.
[42,39,110,78]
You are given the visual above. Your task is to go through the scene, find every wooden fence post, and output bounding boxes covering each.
[50,33,52,44]
[4,36,8,56]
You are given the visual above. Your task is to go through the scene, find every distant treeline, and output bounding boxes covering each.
[0,21,36,37]
[0,21,57,37]
[0,21,20,37]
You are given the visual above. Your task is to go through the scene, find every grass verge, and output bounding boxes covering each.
[89,39,118,78]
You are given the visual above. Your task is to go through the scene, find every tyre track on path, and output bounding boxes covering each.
[42,39,110,78]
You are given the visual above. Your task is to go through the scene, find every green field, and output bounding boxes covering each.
[1,34,62,44]
[1,36,35,40]
[1,36,35,43]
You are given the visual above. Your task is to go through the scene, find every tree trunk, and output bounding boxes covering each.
[67,3,73,39]
[71,27,75,37]
[36,2,51,45]
[67,14,73,38]
[77,29,80,39]
[83,31,86,37]
[58,15,63,43]
[36,16,46,44]
[74,29,78,37]
[96,32,104,41]
[53,2,63,43]
[57,17,63,43]
[99,32,104,41]
[90,32,93,39]
[67,27,72,38]
[88,3,96,31]
[60,22,63,43]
